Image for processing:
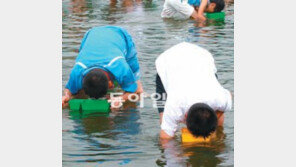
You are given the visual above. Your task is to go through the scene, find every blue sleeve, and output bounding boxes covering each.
[108,58,138,93]
[120,28,141,81]
[65,66,84,95]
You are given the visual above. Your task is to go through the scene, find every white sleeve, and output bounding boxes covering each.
[161,104,179,137]
[216,89,232,112]
[225,89,233,112]
[168,0,194,18]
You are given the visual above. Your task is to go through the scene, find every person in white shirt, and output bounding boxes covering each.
[155,42,232,139]
[161,0,225,21]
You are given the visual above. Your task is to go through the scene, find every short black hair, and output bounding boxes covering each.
[211,0,225,12]
[83,69,109,99]
[186,103,217,138]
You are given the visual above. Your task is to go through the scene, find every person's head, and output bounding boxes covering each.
[206,0,225,13]
[186,103,217,138]
[83,69,109,99]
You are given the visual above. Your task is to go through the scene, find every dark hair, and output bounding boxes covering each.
[83,69,109,99]
[186,103,217,138]
[211,0,225,12]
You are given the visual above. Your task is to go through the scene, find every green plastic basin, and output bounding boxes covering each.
[81,99,110,113]
[68,99,110,114]
[206,12,225,20]
[69,99,84,111]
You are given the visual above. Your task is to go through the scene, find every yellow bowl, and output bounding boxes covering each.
[181,128,211,143]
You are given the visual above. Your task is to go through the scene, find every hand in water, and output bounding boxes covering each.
[196,14,206,22]
[109,96,124,110]
[136,80,144,94]
[62,95,70,108]
[62,89,72,109]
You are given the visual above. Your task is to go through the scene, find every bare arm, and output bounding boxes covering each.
[195,0,208,21]
[191,10,207,27]
[160,130,174,139]
[135,80,144,94]
[216,110,225,126]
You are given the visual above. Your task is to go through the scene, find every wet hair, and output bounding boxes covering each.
[211,0,225,12]
[186,103,217,138]
[83,69,109,99]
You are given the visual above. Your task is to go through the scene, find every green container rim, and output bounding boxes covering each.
[82,100,110,112]
[69,99,110,113]
[205,12,225,19]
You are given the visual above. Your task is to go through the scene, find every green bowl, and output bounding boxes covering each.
[68,99,110,114]
[69,99,85,111]
[206,12,225,20]
[81,99,110,113]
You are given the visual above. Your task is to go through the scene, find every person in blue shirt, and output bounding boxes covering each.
[62,26,143,108]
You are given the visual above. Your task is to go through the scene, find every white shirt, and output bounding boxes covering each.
[161,0,194,20]
[155,42,232,136]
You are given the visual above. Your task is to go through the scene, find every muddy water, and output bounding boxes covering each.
[63,0,234,166]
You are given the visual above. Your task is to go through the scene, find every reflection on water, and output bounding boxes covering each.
[63,0,234,166]
[157,127,226,167]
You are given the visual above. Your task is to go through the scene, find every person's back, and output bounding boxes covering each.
[62,26,143,108]
[161,0,194,20]
[156,42,228,104]
[77,26,133,67]
[155,42,232,138]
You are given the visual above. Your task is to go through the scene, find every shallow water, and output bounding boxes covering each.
[62,0,234,166]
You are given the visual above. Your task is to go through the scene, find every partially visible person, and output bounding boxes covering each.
[110,0,142,10]
[161,0,225,22]
[224,0,234,4]
[70,0,87,14]
[224,0,234,10]
[155,42,232,140]
[62,26,143,108]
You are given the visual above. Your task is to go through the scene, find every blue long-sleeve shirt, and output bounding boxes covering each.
[65,26,141,94]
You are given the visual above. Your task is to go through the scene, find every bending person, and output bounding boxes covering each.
[161,0,225,21]
[155,42,232,139]
[62,26,143,108]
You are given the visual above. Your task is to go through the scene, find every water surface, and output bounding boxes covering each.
[63,0,234,166]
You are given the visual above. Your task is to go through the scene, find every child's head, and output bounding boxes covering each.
[186,103,217,138]
[83,69,109,99]
[206,0,225,13]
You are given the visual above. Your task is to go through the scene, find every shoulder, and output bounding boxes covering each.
[68,63,86,82]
